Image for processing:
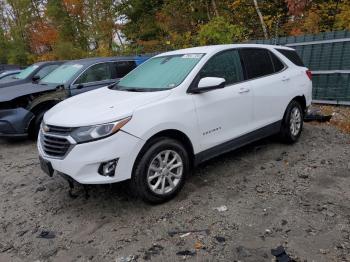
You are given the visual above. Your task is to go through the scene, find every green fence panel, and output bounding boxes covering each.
[249,31,350,104]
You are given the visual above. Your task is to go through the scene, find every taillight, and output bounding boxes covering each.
[306,70,312,80]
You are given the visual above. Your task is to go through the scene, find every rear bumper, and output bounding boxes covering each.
[0,108,33,137]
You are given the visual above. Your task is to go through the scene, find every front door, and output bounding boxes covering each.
[191,49,254,152]
[70,62,115,96]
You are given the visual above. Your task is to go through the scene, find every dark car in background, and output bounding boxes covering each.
[0,70,21,83]
[0,56,149,139]
[0,61,64,89]
[0,64,21,73]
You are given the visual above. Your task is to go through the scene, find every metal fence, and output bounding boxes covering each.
[251,31,350,105]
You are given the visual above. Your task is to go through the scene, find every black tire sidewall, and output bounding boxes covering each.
[132,138,189,203]
[281,101,303,143]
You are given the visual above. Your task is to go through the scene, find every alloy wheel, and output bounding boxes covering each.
[147,150,183,195]
[290,106,302,136]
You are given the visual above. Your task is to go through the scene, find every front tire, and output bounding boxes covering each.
[279,100,303,144]
[130,137,190,204]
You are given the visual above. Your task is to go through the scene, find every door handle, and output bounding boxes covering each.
[238,87,250,93]
[282,76,290,82]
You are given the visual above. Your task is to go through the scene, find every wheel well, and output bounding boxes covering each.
[28,100,58,130]
[30,100,58,116]
[133,129,195,174]
[292,95,307,113]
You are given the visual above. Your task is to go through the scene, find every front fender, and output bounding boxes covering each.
[28,88,66,111]
[0,108,34,136]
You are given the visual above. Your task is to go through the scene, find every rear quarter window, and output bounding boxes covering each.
[270,51,285,72]
[276,49,305,67]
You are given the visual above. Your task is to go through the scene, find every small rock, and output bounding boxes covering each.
[255,186,265,193]
[298,174,309,179]
[35,186,46,192]
[176,250,196,256]
[214,205,228,212]
[265,229,271,234]
[319,249,329,254]
[116,255,138,262]
[143,244,163,260]
[215,236,226,243]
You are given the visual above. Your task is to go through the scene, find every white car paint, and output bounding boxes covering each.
[38,44,312,185]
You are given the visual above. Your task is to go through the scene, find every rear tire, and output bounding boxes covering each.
[28,110,46,140]
[279,100,303,144]
[130,137,190,204]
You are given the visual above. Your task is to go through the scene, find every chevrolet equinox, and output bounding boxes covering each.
[38,44,312,203]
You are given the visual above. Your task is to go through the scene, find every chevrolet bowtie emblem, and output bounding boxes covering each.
[43,125,50,132]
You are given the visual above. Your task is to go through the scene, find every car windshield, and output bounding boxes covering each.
[40,64,83,85]
[14,64,39,79]
[114,54,204,91]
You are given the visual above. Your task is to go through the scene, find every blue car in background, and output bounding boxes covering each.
[0,55,150,139]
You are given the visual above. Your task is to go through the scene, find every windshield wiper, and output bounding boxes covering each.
[122,88,151,92]
[109,83,168,92]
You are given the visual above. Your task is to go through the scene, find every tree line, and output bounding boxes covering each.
[0,0,349,65]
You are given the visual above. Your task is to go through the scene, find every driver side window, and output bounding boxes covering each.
[199,50,244,85]
[75,63,111,85]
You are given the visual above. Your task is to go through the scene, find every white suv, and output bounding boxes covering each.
[38,44,312,203]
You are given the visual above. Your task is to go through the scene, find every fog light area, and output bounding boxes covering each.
[98,159,119,177]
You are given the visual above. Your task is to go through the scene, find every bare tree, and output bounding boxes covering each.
[212,0,219,17]
[253,0,268,39]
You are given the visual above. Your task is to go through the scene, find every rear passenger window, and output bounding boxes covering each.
[199,50,244,85]
[111,61,137,78]
[270,52,285,72]
[75,63,111,84]
[239,48,275,79]
[276,49,305,67]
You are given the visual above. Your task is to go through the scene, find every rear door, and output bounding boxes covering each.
[192,49,254,151]
[239,48,288,129]
[70,62,114,96]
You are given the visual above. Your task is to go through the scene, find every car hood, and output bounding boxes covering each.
[44,87,172,127]
[0,82,58,102]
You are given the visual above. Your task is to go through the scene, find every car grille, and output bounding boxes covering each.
[41,133,71,158]
[46,125,73,135]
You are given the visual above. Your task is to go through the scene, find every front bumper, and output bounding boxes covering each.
[38,130,144,184]
[0,108,34,137]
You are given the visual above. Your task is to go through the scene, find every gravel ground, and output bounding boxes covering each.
[0,123,350,262]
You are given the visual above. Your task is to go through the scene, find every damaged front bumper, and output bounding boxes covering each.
[0,108,34,137]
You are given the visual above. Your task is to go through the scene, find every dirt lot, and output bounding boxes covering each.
[0,123,350,262]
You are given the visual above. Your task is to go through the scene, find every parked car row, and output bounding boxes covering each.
[30,44,312,203]
[0,56,149,138]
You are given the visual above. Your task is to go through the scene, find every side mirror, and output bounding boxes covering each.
[32,75,40,82]
[191,77,226,93]
[76,84,84,89]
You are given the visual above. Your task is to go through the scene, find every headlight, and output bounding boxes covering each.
[70,117,131,143]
